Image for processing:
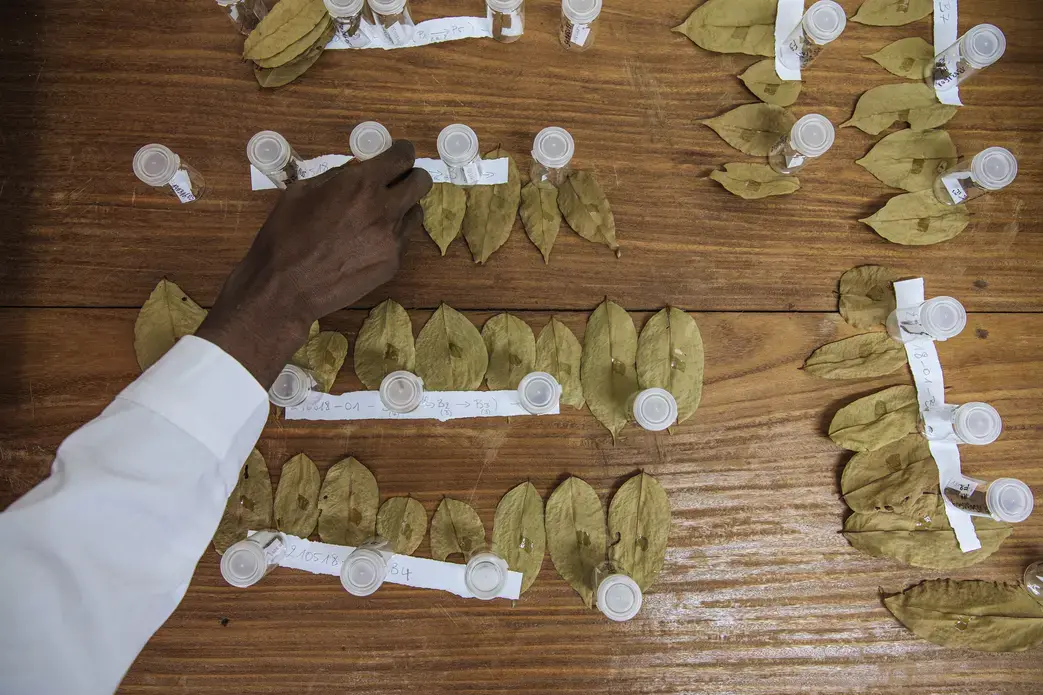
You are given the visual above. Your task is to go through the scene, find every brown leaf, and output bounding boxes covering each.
[414,304,488,391]
[851,0,932,26]
[803,332,907,379]
[672,0,776,56]
[739,59,802,106]
[828,384,920,452]
[702,104,797,156]
[636,307,704,424]
[839,265,898,330]
[253,23,333,89]
[273,453,321,537]
[376,497,428,555]
[840,434,932,494]
[709,162,800,199]
[429,498,486,561]
[491,482,546,594]
[519,181,561,263]
[607,472,670,591]
[481,312,536,390]
[535,318,585,409]
[842,84,958,135]
[581,299,638,440]
[244,0,328,60]
[856,129,958,192]
[545,477,606,607]
[461,148,521,264]
[213,449,273,554]
[864,37,935,80]
[317,457,379,546]
[861,190,971,246]
[557,171,618,253]
[134,279,207,371]
[353,299,415,390]
[253,15,332,68]
[420,183,466,255]
[291,329,348,392]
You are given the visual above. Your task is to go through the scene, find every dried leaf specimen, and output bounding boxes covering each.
[243,0,328,60]
[414,304,488,391]
[839,265,898,330]
[636,307,704,423]
[557,171,619,255]
[546,477,607,607]
[608,472,670,592]
[535,318,585,409]
[884,579,1043,652]
[253,14,332,68]
[862,190,970,246]
[709,163,800,199]
[213,449,273,554]
[842,84,958,135]
[739,59,803,106]
[672,0,776,56]
[581,299,638,440]
[291,329,348,392]
[134,279,207,371]
[841,434,932,494]
[843,455,938,518]
[702,104,797,156]
[851,0,932,26]
[803,333,908,380]
[829,384,920,452]
[857,129,958,192]
[492,481,546,594]
[482,313,536,390]
[430,497,486,561]
[354,299,416,390]
[376,497,428,555]
[520,181,561,263]
[462,148,521,264]
[420,183,467,256]
[865,38,935,80]
[254,40,328,88]
[317,457,378,546]
[274,453,321,538]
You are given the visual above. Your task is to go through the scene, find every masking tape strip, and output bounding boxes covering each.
[284,389,558,422]
[251,155,509,190]
[933,0,962,106]
[774,0,805,81]
[326,16,492,51]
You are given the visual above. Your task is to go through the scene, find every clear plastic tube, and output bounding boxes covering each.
[768,114,835,175]
[269,365,317,407]
[379,371,424,413]
[437,124,483,186]
[349,121,393,161]
[463,545,509,600]
[1024,561,1043,604]
[918,402,1003,445]
[778,0,847,71]
[592,561,642,621]
[340,538,392,596]
[215,0,269,36]
[132,143,207,203]
[942,476,1033,523]
[925,24,1006,92]
[368,0,415,46]
[559,0,602,52]
[247,130,305,190]
[220,531,286,587]
[488,0,525,43]
[933,147,1018,206]
[885,296,967,343]
[517,372,561,415]
[325,0,371,47]
[530,127,575,186]
[627,388,678,431]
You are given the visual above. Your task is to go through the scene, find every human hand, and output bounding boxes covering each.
[197,140,432,387]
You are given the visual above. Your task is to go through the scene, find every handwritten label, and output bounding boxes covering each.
[570,22,590,46]
[774,0,804,81]
[933,0,962,106]
[251,154,353,191]
[168,169,197,203]
[327,16,492,51]
[940,171,969,204]
[496,10,524,37]
[285,389,556,422]
[414,157,509,186]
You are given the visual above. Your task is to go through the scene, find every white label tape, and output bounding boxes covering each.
[169,169,197,203]
[774,0,804,81]
[933,0,962,106]
[252,155,509,191]
[251,154,354,191]
[285,389,557,422]
[326,16,492,51]
[940,171,969,204]
[570,22,590,46]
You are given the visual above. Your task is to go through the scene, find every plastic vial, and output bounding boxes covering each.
[269,365,317,408]
[768,114,836,175]
[517,372,562,415]
[379,370,424,413]
[437,124,483,186]
[215,0,269,35]
[324,0,371,48]
[933,147,1018,206]
[592,562,643,622]
[919,402,1003,445]
[628,388,678,431]
[488,0,524,43]
[1024,561,1043,604]
[463,547,510,600]
[220,530,286,588]
[943,476,1034,523]
[341,538,392,597]
[367,0,414,46]
[531,127,575,186]
[350,121,393,161]
[132,144,207,204]
[885,296,967,343]
[559,0,602,52]
[778,0,847,71]
[926,24,1006,93]
[247,130,304,190]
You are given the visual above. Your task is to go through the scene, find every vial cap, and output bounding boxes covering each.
[133,144,180,187]
[532,127,576,170]
[487,0,523,12]
[220,540,267,588]
[340,548,388,596]
[596,574,643,622]
[269,365,314,407]
[368,0,408,17]
[464,552,508,600]
[379,371,424,413]
[632,388,678,431]
[953,402,1003,446]
[986,478,1034,523]
[790,114,836,158]
[803,0,847,44]
[350,121,393,161]
[437,124,480,167]
[963,24,1006,69]
[247,131,292,173]
[562,0,602,24]
[324,0,365,17]
[517,372,561,415]
[971,147,1018,191]
[920,296,967,341]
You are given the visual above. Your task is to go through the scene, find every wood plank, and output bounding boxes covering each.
[1,307,1040,693]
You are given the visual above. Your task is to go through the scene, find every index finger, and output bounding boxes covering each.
[364,140,417,184]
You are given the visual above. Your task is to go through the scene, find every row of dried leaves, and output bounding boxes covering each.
[243,0,335,88]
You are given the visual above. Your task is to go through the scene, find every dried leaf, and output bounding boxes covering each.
[884,579,1043,652]
[701,104,797,156]
[317,457,378,546]
[581,299,638,440]
[857,129,958,192]
[636,307,704,424]
[709,162,800,199]
[861,190,970,246]
[843,456,939,518]
[273,453,321,538]
[253,14,332,68]
[841,434,932,494]
[839,265,898,330]
[851,0,932,26]
[739,59,803,106]
[481,313,536,390]
[213,449,273,554]
[420,183,466,255]
[430,498,486,561]
[829,384,920,452]
[354,299,416,390]
[804,332,907,379]
[535,318,585,409]
[253,27,332,89]
[492,482,546,594]
[376,497,428,555]
[865,37,935,80]
[134,279,207,371]
[672,0,776,56]
[608,472,670,592]
[557,171,618,254]
[842,84,958,135]
[462,148,521,264]
[545,477,607,607]
[291,330,348,392]
[414,304,488,391]
[307,320,320,340]
[520,181,561,263]
[243,0,328,60]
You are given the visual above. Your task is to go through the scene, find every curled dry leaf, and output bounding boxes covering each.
[420,183,466,256]
[803,332,908,380]
[709,163,800,199]
[253,24,334,89]
[414,304,488,391]
[253,14,332,68]
[865,37,935,80]
[862,190,970,246]
[581,299,638,441]
[851,0,932,26]
[376,497,428,555]
[291,329,349,392]
[839,265,898,330]
[857,129,958,192]
[462,148,521,265]
[274,453,321,538]
[672,0,776,56]
[701,104,796,156]
[213,449,273,554]
[482,313,536,390]
[828,384,920,452]
[841,434,932,494]
[535,318,585,409]
[545,477,607,607]
[492,481,546,594]
[842,84,958,135]
[317,457,379,546]
[354,299,416,390]
[739,59,802,106]
[520,181,561,263]
[608,472,670,592]
[557,171,619,255]
[636,307,704,423]
[134,279,207,371]
[244,0,328,60]
[430,497,486,561]
[884,579,1043,652]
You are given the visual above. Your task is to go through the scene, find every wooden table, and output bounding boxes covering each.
[1,0,1042,692]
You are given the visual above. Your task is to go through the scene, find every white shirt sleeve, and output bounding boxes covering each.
[0,336,270,695]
